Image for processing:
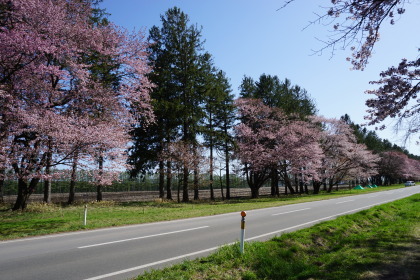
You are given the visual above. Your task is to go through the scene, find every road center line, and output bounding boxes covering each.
[272,208,311,216]
[78,226,209,249]
[336,200,354,204]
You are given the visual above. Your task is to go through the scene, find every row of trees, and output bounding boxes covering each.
[127,8,419,200]
[1,2,418,208]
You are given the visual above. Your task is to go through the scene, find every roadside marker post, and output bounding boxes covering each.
[84,204,88,226]
[240,211,246,254]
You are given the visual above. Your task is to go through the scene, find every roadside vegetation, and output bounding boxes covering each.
[134,193,420,280]
[0,184,407,241]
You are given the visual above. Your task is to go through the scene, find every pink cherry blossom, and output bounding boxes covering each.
[0,0,153,209]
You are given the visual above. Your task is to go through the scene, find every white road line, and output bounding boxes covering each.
[335,200,354,204]
[83,244,232,280]
[78,226,209,249]
[84,198,399,280]
[272,208,311,216]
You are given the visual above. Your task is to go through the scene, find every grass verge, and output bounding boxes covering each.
[0,185,407,241]
[134,194,420,280]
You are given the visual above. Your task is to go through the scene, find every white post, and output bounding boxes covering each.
[240,211,246,254]
[84,204,88,226]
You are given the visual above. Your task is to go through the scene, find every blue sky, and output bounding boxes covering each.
[100,0,419,155]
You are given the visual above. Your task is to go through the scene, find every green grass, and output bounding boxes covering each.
[134,193,420,280]
[0,184,407,240]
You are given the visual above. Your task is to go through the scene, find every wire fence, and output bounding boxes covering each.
[1,171,359,204]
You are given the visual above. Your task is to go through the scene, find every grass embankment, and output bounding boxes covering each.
[0,185,406,240]
[135,194,420,280]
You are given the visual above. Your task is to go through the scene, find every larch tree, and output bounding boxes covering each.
[201,68,235,200]
[130,7,218,202]
[213,71,236,200]
[0,0,153,210]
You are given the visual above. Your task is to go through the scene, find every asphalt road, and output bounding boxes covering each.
[1,186,419,280]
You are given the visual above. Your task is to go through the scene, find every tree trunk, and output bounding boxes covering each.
[177,170,181,203]
[43,151,52,204]
[225,140,231,200]
[68,152,78,205]
[250,185,259,198]
[313,181,322,194]
[43,140,52,204]
[96,185,102,202]
[158,160,165,198]
[166,161,172,200]
[193,142,199,200]
[209,142,214,201]
[219,168,224,200]
[0,169,4,204]
[327,178,334,193]
[299,181,304,194]
[245,166,267,199]
[97,156,103,202]
[43,178,51,204]
[182,165,189,202]
[282,170,295,194]
[13,179,28,211]
[193,167,199,200]
[68,177,76,204]
[12,178,39,210]
[270,168,279,196]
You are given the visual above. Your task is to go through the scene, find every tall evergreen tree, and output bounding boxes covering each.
[129,7,214,202]
[201,68,235,200]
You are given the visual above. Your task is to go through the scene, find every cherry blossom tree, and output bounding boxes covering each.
[406,157,420,181]
[314,116,379,193]
[379,151,420,184]
[282,0,419,143]
[235,98,323,198]
[365,58,419,142]
[0,0,153,210]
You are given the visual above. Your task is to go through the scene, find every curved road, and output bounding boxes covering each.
[0,186,419,280]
